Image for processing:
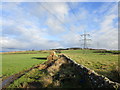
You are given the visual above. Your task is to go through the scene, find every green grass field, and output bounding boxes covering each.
[2,49,119,88]
[61,50,119,82]
[2,52,49,78]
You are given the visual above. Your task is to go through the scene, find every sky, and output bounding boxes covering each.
[0,1,118,52]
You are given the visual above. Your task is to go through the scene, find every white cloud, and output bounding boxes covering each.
[0,37,29,50]
[0,35,63,51]
[91,4,118,50]
[61,31,80,47]
[2,0,119,2]
[44,2,69,18]
[1,2,65,51]
[1,2,118,51]
[29,2,69,21]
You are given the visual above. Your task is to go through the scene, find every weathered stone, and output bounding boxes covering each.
[50,51,56,56]
[38,64,46,70]
[49,72,54,76]
[88,70,94,75]
[53,80,60,87]
[47,55,53,61]
[45,53,120,88]
[53,55,58,60]
[41,76,53,87]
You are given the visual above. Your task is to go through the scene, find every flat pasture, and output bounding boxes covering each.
[1,49,119,88]
[62,50,119,82]
[2,52,49,78]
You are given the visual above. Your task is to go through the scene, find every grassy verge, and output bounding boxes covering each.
[8,68,45,88]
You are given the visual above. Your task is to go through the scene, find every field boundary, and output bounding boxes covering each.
[60,54,120,88]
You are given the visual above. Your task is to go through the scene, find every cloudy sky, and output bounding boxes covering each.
[0,1,118,52]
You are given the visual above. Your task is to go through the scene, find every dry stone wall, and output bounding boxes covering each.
[46,52,120,89]
[61,54,120,88]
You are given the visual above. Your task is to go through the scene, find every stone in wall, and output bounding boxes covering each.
[47,51,58,61]
[61,54,120,89]
[44,52,120,89]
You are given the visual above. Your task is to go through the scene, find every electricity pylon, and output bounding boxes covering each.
[80,30,91,50]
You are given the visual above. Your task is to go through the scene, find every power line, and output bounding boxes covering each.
[68,3,92,49]
[67,2,78,20]
[40,3,70,31]
[40,3,92,50]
